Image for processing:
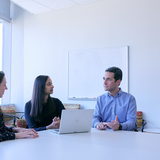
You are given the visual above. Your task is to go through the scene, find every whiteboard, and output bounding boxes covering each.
[68,46,128,100]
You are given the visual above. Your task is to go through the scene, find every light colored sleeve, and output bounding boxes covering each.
[92,97,102,128]
[121,96,137,131]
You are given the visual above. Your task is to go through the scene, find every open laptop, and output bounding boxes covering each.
[49,109,94,134]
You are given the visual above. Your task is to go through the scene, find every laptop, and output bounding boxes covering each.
[49,109,94,134]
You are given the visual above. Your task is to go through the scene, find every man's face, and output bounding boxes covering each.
[0,76,8,98]
[45,77,54,95]
[103,72,120,93]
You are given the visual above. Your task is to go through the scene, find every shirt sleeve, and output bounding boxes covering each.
[0,113,15,142]
[25,102,46,132]
[92,97,102,128]
[120,96,137,131]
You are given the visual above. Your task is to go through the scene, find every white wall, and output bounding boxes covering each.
[10,4,28,111]
[11,0,160,128]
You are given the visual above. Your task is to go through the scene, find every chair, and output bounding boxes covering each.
[4,113,27,128]
[3,113,20,127]
[1,104,25,127]
[1,104,17,127]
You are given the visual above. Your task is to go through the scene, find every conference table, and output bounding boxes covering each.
[0,128,160,160]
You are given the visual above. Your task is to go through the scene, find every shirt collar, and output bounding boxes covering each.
[107,88,122,98]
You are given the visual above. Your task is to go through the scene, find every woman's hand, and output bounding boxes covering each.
[13,128,35,133]
[46,117,60,129]
[15,129,39,139]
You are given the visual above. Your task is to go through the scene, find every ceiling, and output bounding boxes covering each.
[10,0,103,14]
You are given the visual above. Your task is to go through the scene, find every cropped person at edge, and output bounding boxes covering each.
[0,71,39,142]
[92,67,137,131]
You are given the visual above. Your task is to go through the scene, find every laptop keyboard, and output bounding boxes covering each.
[54,129,59,132]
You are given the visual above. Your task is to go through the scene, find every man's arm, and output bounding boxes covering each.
[92,99,102,128]
[120,96,137,131]
[92,98,107,130]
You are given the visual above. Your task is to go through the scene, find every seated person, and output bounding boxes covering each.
[0,71,38,142]
[25,75,65,131]
[92,67,137,131]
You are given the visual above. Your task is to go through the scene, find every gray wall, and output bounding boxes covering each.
[11,0,160,128]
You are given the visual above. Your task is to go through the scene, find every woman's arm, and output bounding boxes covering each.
[25,101,46,131]
[25,99,65,131]
[0,113,16,142]
[15,129,39,139]
[0,130,15,142]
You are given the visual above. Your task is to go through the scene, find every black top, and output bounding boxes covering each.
[25,97,65,131]
[0,112,15,142]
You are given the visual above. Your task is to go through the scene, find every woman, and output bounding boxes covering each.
[0,71,39,142]
[25,75,65,131]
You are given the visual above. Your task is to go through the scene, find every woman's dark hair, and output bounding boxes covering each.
[0,71,5,114]
[30,75,49,122]
[105,67,122,82]
[0,71,5,84]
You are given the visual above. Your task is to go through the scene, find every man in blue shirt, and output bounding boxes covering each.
[92,67,137,131]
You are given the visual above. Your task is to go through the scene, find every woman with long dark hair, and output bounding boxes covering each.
[25,75,65,131]
[0,71,39,142]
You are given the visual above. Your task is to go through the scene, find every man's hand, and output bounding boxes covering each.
[96,122,107,130]
[105,115,119,131]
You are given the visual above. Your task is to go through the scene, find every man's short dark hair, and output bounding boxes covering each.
[105,67,122,82]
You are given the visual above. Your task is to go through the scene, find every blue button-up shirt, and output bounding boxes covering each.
[92,88,137,131]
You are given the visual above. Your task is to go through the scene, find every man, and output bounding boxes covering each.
[92,67,137,131]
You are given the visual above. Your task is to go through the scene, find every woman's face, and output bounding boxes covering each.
[45,77,54,95]
[0,76,8,98]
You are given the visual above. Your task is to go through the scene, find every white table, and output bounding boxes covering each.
[144,128,160,134]
[0,128,160,160]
